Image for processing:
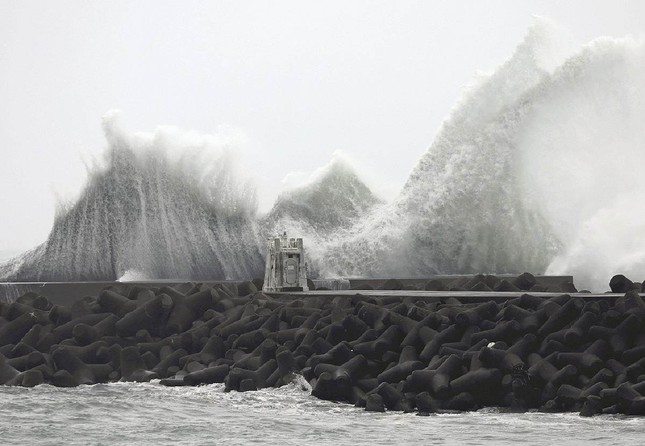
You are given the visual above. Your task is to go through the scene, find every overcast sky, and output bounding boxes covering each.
[0,0,643,255]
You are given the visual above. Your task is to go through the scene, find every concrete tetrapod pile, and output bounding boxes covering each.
[2,275,645,417]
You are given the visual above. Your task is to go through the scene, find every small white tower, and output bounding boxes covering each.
[263,232,309,292]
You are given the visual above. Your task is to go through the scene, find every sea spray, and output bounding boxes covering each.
[318,18,571,278]
[3,21,645,290]
[262,152,383,277]
[319,21,645,291]
[0,112,264,281]
[517,37,645,290]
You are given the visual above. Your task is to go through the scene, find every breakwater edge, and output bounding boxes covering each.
[2,273,645,420]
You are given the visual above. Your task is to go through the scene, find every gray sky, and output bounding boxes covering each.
[0,0,643,255]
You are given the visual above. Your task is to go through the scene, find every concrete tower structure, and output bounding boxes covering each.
[263,232,308,292]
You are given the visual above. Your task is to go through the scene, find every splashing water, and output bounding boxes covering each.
[3,19,645,291]
[518,37,645,290]
[314,19,645,291]
[315,18,574,279]
[1,112,264,281]
[261,153,383,278]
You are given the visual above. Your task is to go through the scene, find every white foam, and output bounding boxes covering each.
[116,269,150,282]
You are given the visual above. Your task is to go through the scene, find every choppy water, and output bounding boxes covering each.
[0,380,643,446]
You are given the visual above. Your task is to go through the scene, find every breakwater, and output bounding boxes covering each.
[1,274,645,417]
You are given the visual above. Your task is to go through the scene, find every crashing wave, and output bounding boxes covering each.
[261,153,383,276]
[3,19,645,291]
[320,19,645,291]
[0,112,264,281]
[318,18,570,277]
[519,36,645,290]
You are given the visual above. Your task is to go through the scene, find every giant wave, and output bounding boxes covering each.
[0,112,264,281]
[317,19,645,291]
[2,19,645,290]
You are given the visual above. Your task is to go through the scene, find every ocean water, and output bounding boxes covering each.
[0,380,643,446]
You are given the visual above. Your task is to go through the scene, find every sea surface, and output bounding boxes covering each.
[0,379,643,446]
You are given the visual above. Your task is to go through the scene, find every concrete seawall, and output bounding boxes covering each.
[0,274,575,305]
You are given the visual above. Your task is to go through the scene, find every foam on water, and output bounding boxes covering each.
[117,269,151,282]
[0,382,644,445]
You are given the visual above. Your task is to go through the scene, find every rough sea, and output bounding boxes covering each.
[0,378,643,446]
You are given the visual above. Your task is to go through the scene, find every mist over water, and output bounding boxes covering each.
[519,37,645,290]
[2,20,645,290]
